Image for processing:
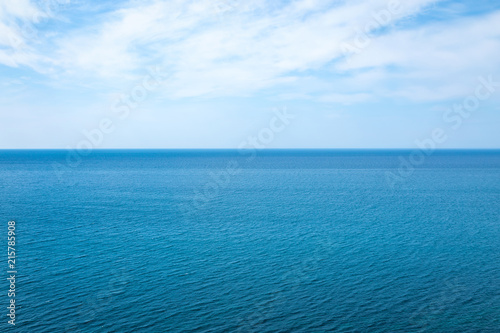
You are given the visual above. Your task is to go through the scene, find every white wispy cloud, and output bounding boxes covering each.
[1,1,437,91]
[0,0,47,66]
[336,10,500,101]
[1,0,499,105]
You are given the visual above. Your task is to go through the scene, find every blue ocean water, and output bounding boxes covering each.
[0,149,499,332]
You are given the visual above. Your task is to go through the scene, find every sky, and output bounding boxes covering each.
[0,0,499,149]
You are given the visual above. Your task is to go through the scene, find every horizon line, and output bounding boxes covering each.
[1,148,500,151]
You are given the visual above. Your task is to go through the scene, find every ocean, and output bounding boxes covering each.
[0,149,499,332]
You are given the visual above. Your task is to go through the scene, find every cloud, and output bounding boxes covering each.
[7,0,439,94]
[1,0,499,106]
[336,10,500,101]
[0,0,50,67]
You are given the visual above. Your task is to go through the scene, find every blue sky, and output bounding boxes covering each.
[0,0,499,149]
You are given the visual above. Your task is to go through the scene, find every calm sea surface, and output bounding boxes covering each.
[0,150,499,332]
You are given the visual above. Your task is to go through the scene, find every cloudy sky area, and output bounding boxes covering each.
[0,0,499,148]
